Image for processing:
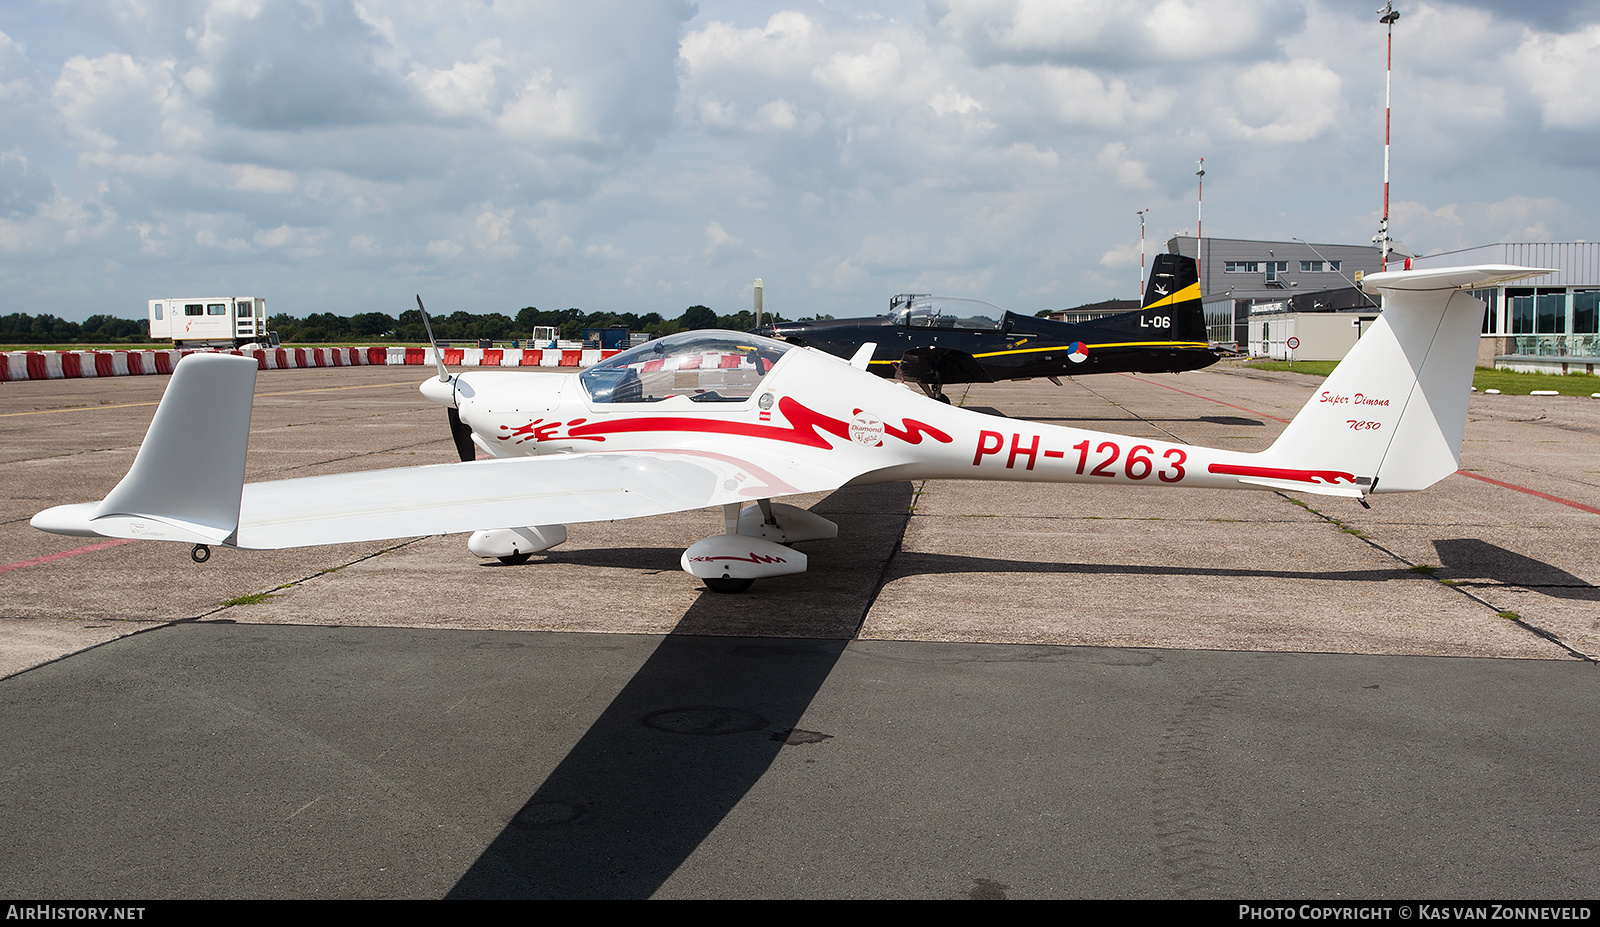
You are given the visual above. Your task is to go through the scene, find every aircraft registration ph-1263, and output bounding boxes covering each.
[752,253,1219,402]
[34,264,1547,593]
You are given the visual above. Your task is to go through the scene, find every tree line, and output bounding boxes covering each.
[2,305,805,345]
[0,313,150,344]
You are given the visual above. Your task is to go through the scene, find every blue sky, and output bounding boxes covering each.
[2,0,1597,323]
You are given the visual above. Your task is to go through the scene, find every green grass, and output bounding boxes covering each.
[1244,360,1600,396]
[1245,360,1340,377]
[221,592,276,607]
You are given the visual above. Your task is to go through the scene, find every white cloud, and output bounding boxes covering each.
[348,233,384,256]
[1395,195,1581,253]
[1096,142,1154,190]
[426,238,463,259]
[1225,59,1343,144]
[229,164,297,194]
[0,1,1595,325]
[1511,24,1600,129]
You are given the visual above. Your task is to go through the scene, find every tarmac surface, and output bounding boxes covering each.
[1,361,1596,898]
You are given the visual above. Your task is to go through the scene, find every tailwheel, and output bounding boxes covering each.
[497,552,532,565]
[702,576,754,594]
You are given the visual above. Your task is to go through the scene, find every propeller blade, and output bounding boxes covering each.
[447,407,477,462]
[416,294,449,382]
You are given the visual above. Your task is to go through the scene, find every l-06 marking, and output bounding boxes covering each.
[1139,315,1172,329]
[973,430,1187,482]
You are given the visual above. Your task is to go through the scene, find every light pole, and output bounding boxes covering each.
[1377,2,1399,271]
[1136,209,1149,298]
[1195,157,1205,292]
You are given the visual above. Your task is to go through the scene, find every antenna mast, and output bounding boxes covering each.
[1377,2,1400,271]
[1195,157,1205,292]
[1137,209,1149,298]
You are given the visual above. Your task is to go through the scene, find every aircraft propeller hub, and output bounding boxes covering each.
[419,375,456,408]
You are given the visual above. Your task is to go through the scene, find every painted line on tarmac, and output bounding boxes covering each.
[1453,471,1600,516]
[1130,373,1600,515]
[1119,373,1292,424]
[0,380,419,418]
[1,539,132,574]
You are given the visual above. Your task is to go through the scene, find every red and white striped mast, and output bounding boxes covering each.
[1195,157,1205,290]
[1377,2,1400,271]
[1137,208,1149,298]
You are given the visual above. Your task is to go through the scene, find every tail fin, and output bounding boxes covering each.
[1142,252,1200,310]
[32,353,258,544]
[1127,253,1208,343]
[1257,265,1551,494]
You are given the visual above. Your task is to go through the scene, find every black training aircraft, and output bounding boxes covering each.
[753,253,1218,402]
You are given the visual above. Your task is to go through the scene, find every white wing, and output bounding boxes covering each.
[30,354,852,550]
[235,447,847,549]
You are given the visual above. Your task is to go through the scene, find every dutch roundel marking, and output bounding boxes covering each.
[1067,342,1088,363]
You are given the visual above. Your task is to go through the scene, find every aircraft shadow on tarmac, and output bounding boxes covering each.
[445,481,913,899]
[1434,538,1600,601]
[441,477,1457,898]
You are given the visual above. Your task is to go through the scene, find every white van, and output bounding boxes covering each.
[147,297,268,347]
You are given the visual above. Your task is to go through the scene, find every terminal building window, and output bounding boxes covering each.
[1574,291,1598,334]
[1474,289,1499,333]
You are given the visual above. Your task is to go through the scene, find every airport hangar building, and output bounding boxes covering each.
[1165,236,1600,373]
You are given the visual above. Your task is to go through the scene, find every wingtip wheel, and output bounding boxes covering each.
[702,576,755,594]
[468,526,567,565]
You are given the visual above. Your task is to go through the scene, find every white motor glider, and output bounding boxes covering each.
[34,265,1547,592]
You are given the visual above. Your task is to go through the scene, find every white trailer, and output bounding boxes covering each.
[147,297,269,348]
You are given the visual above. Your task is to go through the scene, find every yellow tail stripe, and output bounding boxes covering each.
[1142,282,1201,311]
[972,342,1209,359]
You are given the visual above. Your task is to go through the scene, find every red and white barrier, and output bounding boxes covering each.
[0,346,623,381]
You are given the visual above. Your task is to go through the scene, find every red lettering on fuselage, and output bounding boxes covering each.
[973,433,1189,482]
[559,396,952,450]
[1008,433,1040,470]
[974,430,1004,465]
